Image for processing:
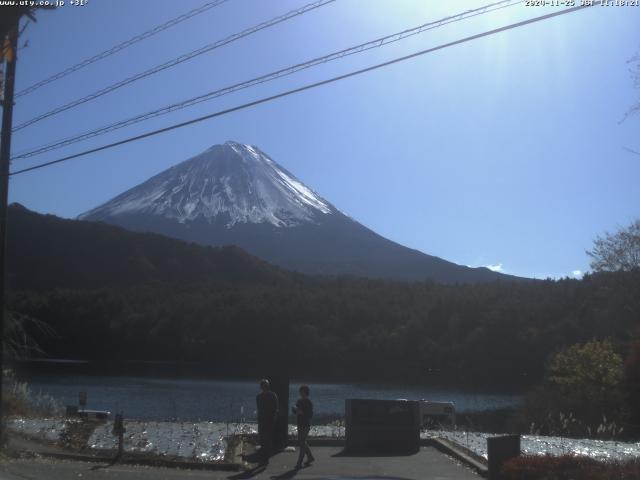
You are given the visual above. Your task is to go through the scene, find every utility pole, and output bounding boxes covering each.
[0,16,20,439]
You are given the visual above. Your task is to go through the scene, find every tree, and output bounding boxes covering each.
[3,310,51,360]
[546,341,626,435]
[587,219,640,272]
[547,341,623,395]
[515,340,628,438]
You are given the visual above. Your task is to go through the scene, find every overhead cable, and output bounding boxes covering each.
[15,0,230,98]
[8,3,595,177]
[13,0,520,160]
[12,0,336,131]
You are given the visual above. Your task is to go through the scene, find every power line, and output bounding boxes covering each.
[14,0,230,98]
[12,0,336,131]
[8,3,594,177]
[13,0,521,161]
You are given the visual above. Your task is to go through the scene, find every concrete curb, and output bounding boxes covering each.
[424,437,488,477]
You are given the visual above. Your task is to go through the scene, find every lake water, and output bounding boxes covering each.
[22,374,521,422]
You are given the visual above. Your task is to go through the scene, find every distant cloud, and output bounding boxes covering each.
[466,262,507,274]
[572,270,583,278]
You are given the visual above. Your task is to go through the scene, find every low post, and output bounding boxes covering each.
[487,434,520,480]
[112,413,125,459]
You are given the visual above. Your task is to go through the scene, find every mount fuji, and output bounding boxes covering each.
[80,141,519,283]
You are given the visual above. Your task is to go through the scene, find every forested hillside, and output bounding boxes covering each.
[6,204,639,388]
[7,203,293,290]
[9,272,639,388]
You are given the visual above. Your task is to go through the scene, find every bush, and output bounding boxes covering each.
[1,370,63,447]
[513,341,628,438]
[501,455,640,480]
[1,369,62,418]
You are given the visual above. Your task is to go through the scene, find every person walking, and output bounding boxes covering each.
[293,384,315,469]
[256,379,278,464]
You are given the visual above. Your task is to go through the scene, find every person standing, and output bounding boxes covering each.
[293,385,315,469]
[256,379,279,463]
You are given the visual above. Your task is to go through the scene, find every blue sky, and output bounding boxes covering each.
[6,0,640,279]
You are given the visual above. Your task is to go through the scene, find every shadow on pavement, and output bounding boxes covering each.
[270,466,303,479]
[331,449,418,458]
[228,464,267,479]
[89,458,120,471]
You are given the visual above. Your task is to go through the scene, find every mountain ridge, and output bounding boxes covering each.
[7,203,293,291]
[79,141,526,284]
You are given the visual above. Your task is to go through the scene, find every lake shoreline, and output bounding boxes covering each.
[12,372,524,423]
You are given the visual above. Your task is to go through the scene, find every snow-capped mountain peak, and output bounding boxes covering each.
[80,141,334,228]
[79,140,524,283]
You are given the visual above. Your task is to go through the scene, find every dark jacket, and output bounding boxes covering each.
[256,390,279,428]
[295,397,313,428]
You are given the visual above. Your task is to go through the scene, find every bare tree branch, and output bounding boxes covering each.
[587,219,640,272]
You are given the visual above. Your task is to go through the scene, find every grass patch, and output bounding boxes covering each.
[2,371,63,418]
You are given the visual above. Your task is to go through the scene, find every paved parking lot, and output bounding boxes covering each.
[0,445,479,480]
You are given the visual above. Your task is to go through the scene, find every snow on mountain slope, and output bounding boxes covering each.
[79,141,333,228]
